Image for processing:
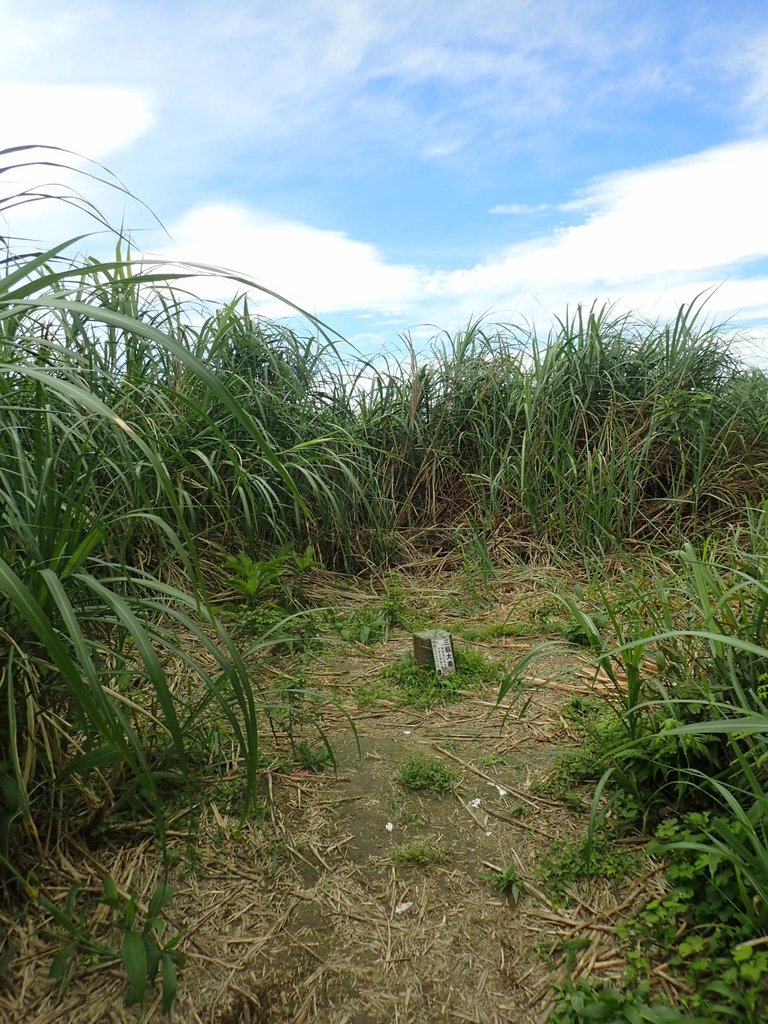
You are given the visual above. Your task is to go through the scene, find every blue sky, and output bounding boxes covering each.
[3,0,768,355]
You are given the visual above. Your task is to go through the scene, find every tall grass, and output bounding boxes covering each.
[0,149,351,885]
[10,267,761,572]
[352,306,768,560]
[2,146,768,897]
[506,524,768,1019]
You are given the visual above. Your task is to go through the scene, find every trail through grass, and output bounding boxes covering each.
[0,571,632,1023]
[6,565,755,1023]
[2,147,767,1022]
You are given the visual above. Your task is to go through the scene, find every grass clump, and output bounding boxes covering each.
[394,753,456,795]
[332,606,393,645]
[390,840,453,866]
[461,595,578,642]
[382,647,508,709]
[462,621,541,641]
[484,863,525,903]
[537,832,644,907]
[292,740,335,773]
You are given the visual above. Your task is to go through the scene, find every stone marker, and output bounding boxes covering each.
[412,630,456,677]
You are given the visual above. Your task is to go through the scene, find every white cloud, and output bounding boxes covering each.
[0,1,716,168]
[436,138,768,299]
[3,3,768,354]
[489,203,550,215]
[155,204,424,317]
[0,84,154,158]
[0,83,156,240]
[151,138,768,342]
[741,29,768,129]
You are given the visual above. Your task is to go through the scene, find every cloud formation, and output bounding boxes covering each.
[3,1,768,349]
[159,204,421,316]
[155,138,768,336]
[3,0,764,171]
[489,204,551,216]
[1,84,154,158]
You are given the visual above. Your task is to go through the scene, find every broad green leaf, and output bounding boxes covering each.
[121,931,147,1006]
[160,953,178,1015]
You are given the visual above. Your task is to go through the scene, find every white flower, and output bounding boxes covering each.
[385,822,394,832]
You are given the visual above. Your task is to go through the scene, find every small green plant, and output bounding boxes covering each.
[538,832,644,907]
[480,754,508,769]
[226,545,318,610]
[293,739,334,773]
[395,753,456,795]
[549,977,683,1024]
[333,605,392,644]
[485,863,525,903]
[391,840,453,866]
[40,876,184,1012]
[380,574,414,630]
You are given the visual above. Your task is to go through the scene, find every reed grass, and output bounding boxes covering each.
[2,146,768,917]
[506,523,768,1019]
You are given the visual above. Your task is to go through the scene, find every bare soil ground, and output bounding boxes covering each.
[1,571,664,1023]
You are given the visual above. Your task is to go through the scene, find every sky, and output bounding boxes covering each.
[3,0,768,357]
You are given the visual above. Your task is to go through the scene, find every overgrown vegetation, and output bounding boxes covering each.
[2,146,768,1019]
[507,527,768,1019]
[40,878,184,1012]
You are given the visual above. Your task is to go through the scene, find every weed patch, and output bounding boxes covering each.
[549,977,676,1024]
[292,740,335,774]
[38,878,184,1013]
[613,811,768,1021]
[483,863,525,903]
[394,753,456,795]
[382,647,508,709]
[537,832,645,907]
[390,841,453,867]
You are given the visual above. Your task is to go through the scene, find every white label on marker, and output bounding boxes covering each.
[431,631,456,677]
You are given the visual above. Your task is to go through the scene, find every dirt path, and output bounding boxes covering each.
[2,580,657,1023]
